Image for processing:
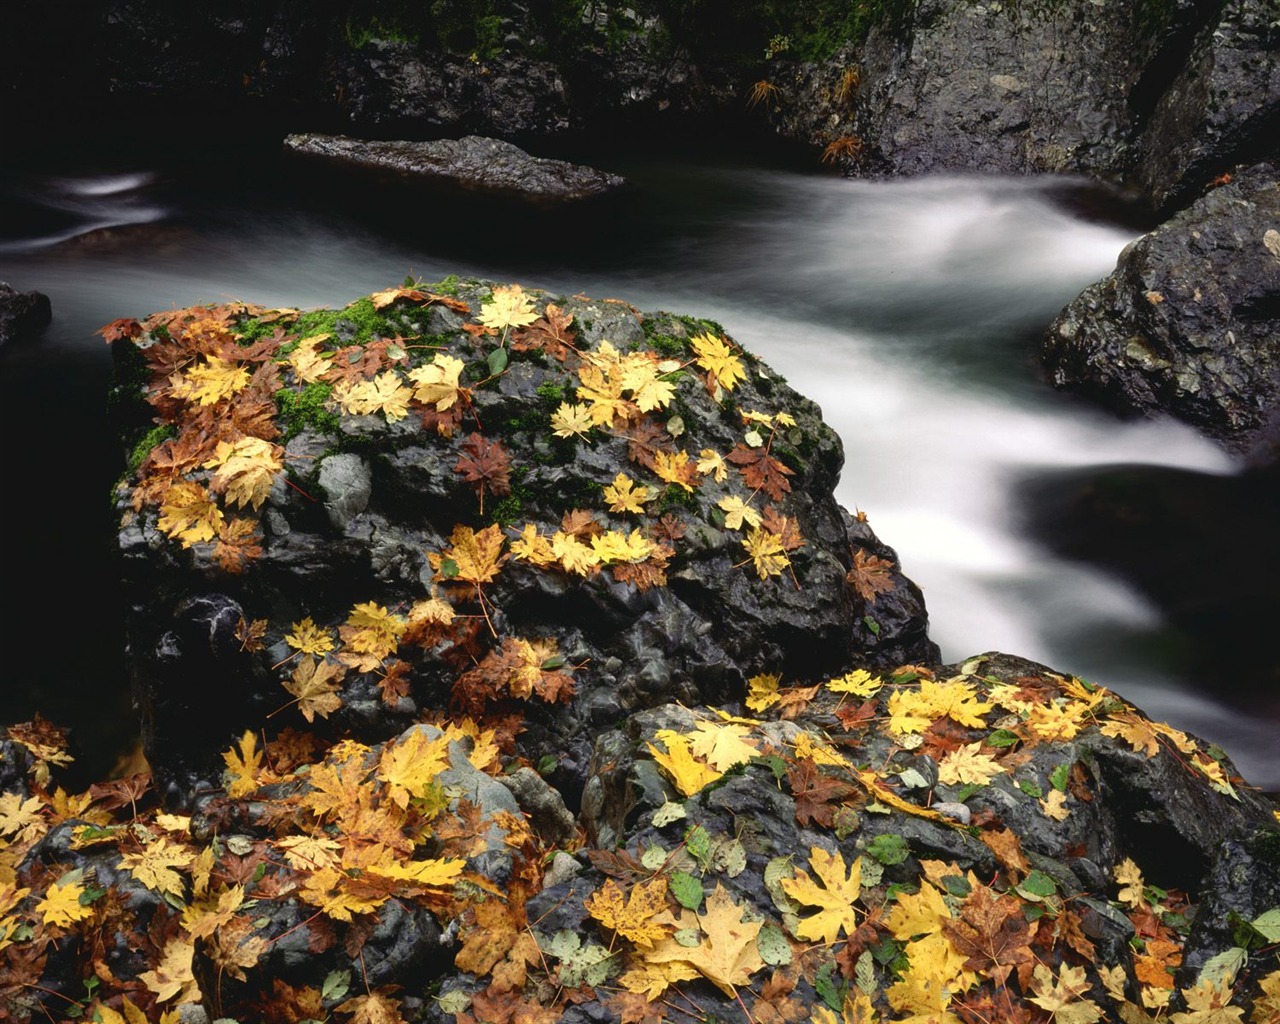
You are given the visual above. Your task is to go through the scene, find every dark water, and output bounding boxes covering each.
[2,138,1276,789]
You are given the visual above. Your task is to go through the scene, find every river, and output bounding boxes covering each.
[2,139,1276,789]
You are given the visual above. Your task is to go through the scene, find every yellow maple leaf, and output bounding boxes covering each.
[223,730,264,798]
[287,334,332,383]
[885,880,951,941]
[793,731,852,768]
[742,526,790,579]
[619,959,701,1000]
[619,352,676,412]
[1040,789,1071,821]
[140,936,200,1004]
[718,495,762,531]
[887,678,993,736]
[603,472,652,514]
[591,528,654,564]
[171,355,249,406]
[430,524,507,585]
[688,720,760,771]
[1028,963,1104,1024]
[364,856,466,890]
[586,876,672,949]
[1025,700,1088,743]
[577,360,632,427]
[936,742,1007,786]
[509,523,557,567]
[119,837,194,899]
[782,847,862,945]
[827,669,882,698]
[0,793,46,845]
[275,834,342,872]
[479,283,538,332]
[336,990,407,1024]
[551,530,601,575]
[652,449,698,491]
[299,866,387,922]
[181,883,245,940]
[1251,970,1280,1024]
[407,353,467,412]
[812,991,879,1024]
[339,601,407,664]
[696,448,728,482]
[334,370,411,422]
[643,883,765,997]
[90,996,150,1024]
[378,727,450,809]
[1115,857,1146,909]
[283,655,346,722]
[158,481,225,547]
[691,332,747,392]
[1191,752,1238,799]
[1171,979,1244,1023]
[204,436,283,510]
[37,879,92,929]
[746,672,782,712]
[550,401,594,439]
[649,730,723,797]
[285,616,335,655]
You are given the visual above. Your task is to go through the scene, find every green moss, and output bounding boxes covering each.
[127,425,178,474]
[277,382,339,440]
[293,298,397,346]
[535,382,566,406]
[648,334,689,358]
[345,16,420,48]
[488,494,524,526]
[233,316,283,344]
[431,275,462,296]
[661,484,699,512]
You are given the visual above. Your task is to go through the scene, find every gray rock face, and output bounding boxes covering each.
[1043,164,1280,460]
[1133,0,1280,211]
[0,281,52,346]
[855,0,1147,179]
[284,132,625,201]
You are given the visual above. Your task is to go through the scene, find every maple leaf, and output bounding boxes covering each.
[282,655,346,722]
[407,352,469,418]
[98,317,143,343]
[454,432,512,513]
[652,449,699,491]
[204,912,267,982]
[299,866,387,922]
[782,847,862,945]
[334,370,412,422]
[828,669,882,698]
[378,727,450,809]
[644,883,765,997]
[886,880,951,941]
[512,303,577,361]
[223,730,264,798]
[550,401,594,439]
[456,897,520,976]
[1100,713,1190,758]
[743,525,791,580]
[377,659,413,705]
[847,549,896,602]
[578,359,634,427]
[204,436,283,510]
[0,792,46,845]
[480,283,539,332]
[139,936,200,1004]
[285,616,335,655]
[431,524,507,586]
[937,742,1007,786]
[510,523,557,567]
[1115,857,1147,909]
[747,672,782,712]
[119,837,194,898]
[726,444,794,501]
[620,353,677,412]
[887,679,994,735]
[337,601,407,669]
[1040,789,1071,820]
[171,355,250,406]
[336,990,407,1024]
[719,495,762,531]
[697,447,729,482]
[287,334,333,383]
[622,417,674,470]
[158,481,225,546]
[586,876,672,949]
[552,529,601,575]
[649,730,723,797]
[36,879,92,929]
[691,331,748,394]
[591,528,655,564]
[604,472,652,514]
[942,884,1035,981]
[687,720,761,770]
[786,758,859,828]
[606,990,670,1024]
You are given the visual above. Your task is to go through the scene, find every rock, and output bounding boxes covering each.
[109,280,935,804]
[284,133,626,201]
[1043,164,1280,460]
[0,281,52,346]
[1133,0,1280,211]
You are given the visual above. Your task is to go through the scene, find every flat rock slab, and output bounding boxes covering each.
[284,132,626,201]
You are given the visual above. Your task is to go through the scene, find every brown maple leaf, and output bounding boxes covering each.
[622,417,674,470]
[454,432,512,515]
[99,317,143,343]
[511,303,578,362]
[726,444,794,502]
[847,548,896,603]
[560,509,603,539]
[761,506,805,552]
[942,885,1036,983]
[786,758,860,828]
[377,659,413,706]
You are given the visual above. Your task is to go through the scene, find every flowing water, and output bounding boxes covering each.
[2,142,1276,788]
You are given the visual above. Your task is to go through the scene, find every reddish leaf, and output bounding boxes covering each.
[726,444,794,501]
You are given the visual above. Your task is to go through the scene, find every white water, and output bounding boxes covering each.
[3,161,1276,787]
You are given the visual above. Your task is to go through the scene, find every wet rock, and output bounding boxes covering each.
[1044,164,1280,460]
[0,281,52,346]
[284,133,626,202]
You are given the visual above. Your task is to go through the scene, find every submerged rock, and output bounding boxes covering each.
[284,133,626,201]
[1043,163,1280,461]
[0,281,51,346]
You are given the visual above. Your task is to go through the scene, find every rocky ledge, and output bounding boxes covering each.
[284,134,627,202]
[1,281,1278,1024]
[0,281,52,347]
[1044,164,1280,462]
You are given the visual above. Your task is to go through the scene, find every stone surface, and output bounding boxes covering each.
[284,133,626,201]
[1043,163,1280,460]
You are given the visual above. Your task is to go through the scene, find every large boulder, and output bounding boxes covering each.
[105,280,934,807]
[283,133,626,201]
[1043,163,1280,460]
